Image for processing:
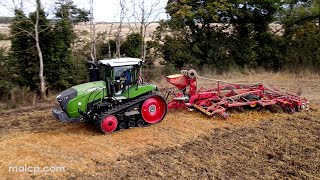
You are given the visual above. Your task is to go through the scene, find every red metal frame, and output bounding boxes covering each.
[165,70,309,118]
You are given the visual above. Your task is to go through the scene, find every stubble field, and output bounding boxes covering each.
[0,71,319,179]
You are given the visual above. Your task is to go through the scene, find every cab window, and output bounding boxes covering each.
[114,66,133,80]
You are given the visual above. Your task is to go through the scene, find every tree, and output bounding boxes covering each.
[0,47,14,100]
[9,0,90,96]
[115,0,129,58]
[7,0,53,99]
[47,0,90,89]
[228,0,282,69]
[129,0,165,61]
[10,9,35,89]
[122,32,143,58]
[280,0,320,71]
[160,0,284,71]
[89,0,96,62]
[35,0,46,99]
[282,0,320,35]
[161,0,232,69]
[162,35,192,69]
[10,3,50,99]
[95,32,142,60]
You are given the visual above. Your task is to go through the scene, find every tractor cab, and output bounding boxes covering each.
[98,58,143,97]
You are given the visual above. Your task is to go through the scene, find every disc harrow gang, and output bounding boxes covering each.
[165,69,309,118]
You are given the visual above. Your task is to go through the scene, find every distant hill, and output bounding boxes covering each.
[0,17,13,24]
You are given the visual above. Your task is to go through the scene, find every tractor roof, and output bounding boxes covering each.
[98,58,142,67]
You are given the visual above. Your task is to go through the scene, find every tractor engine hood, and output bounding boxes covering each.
[52,81,106,123]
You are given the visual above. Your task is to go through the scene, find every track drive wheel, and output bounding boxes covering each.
[141,95,167,124]
[100,115,118,133]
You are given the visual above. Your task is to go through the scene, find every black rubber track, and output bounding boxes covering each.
[95,93,167,133]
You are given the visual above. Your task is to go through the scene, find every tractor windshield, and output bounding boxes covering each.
[114,66,133,80]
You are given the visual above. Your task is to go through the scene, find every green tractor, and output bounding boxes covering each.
[52,58,167,133]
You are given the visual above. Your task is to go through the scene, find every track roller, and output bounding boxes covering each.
[128,121,135,128]
[119,123,126,130]
[137,119,145,127]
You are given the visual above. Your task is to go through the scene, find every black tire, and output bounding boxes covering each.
[243,94,260,109]
[266,104,283,113]
[223,85,236,90]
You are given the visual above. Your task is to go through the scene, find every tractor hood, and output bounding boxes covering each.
[53,81,107,122]
[71,81,106,95]
[56,81,106,106]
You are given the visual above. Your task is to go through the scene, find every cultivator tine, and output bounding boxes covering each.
[192,104,213,116]
[192,104,227,118]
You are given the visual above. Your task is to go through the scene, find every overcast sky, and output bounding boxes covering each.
[0,0,168,22]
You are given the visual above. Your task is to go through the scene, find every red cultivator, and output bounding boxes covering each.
[165,70,309,118]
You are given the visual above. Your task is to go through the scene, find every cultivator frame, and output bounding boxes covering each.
[165,70,309,118]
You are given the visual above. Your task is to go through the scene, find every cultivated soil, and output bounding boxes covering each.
[0,72,319,179]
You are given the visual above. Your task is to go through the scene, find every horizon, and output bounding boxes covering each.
[0,0,168,22]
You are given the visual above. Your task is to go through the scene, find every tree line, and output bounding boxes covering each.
[151,0,320,73]
[0,0,320,103]
[0,0,155,102]
[0,0,91,100]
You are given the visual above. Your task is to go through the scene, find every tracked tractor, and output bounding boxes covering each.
[52,58,167,133]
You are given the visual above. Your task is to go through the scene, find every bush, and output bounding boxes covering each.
[284,22,320,72]
[96,32,143,59]
[121,33,142,58]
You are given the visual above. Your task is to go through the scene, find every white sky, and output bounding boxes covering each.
[0,0,168,22]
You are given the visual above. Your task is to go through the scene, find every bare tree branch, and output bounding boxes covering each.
[129,0,165,61]
[107,15,116,58]
[34,0,46,99]
[89,0,96,62]
[115,0,129,58]
[1,0,48,99]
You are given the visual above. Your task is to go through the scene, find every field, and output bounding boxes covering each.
[0,72,319,179]
[0,22,160,49]
[0,22,283,49]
